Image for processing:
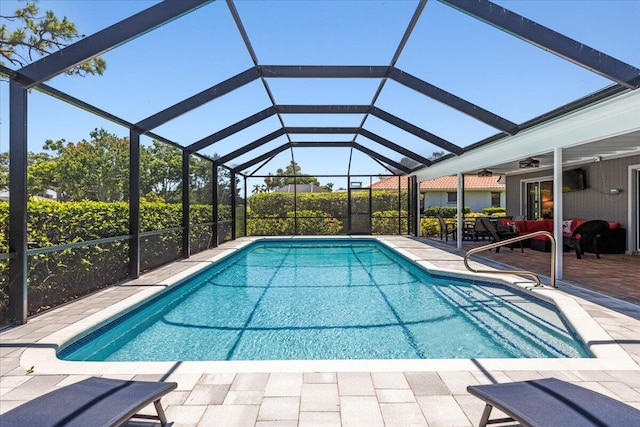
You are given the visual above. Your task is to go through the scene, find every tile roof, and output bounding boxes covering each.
[369,175,505,190]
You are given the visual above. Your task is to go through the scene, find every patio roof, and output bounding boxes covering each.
[2,0,639,179]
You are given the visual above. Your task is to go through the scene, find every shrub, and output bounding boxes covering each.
[248,193,295,216]
[0,200,234,322]
[291,210,343,235]
[247,214,291,236]
[423,206,471,218]
[481,207,507,216]
[372,210,408,235]
[248,190,407,219]
[420,217,440,236]
[247,210,343,236]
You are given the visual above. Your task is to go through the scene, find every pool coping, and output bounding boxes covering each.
[19,236,639,375]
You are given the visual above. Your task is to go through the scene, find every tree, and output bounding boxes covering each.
[321,182,334,192]
[0,151,8,189]
[0,1,105,76]
[27,150,56,198]
[41,129,129,201]
[189,155,213,204]
[429,151,445,160]
[140,141,182,203]
[19,130,218,203]
[263,161,321,192]
[251,184,267,195]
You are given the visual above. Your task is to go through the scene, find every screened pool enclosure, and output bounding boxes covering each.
[1,0,638,325]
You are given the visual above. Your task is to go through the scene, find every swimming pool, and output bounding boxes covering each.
[59,238,590,361]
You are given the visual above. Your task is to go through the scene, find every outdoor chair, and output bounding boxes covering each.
[467,377,640,427]
[479,217,523,253]
[563,219,610,259]
[472,217,491,241]
[437,215,456,241]
[0,376,177,427]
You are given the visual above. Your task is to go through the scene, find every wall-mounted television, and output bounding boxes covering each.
[562,168,587,193]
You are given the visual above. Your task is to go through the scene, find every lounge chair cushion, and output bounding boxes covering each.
[467,377,640,427]
[0,376,177,427]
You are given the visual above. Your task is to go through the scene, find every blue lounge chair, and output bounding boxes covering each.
[0,376,177,427]
[467,377,640,427]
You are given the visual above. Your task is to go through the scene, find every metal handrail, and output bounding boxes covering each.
[463,230,556,288]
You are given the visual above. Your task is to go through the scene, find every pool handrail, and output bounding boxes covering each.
[463,231,556,288]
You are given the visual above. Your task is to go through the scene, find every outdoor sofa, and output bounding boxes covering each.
[500,218,626,254]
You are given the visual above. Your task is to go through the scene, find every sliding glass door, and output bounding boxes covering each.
[525,180,553,220]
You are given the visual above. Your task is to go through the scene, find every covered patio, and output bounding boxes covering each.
[423,236,640,311]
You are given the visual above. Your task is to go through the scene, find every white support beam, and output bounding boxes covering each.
[457,173,463,249]
[628,164,640,254]
[553,148,564,280]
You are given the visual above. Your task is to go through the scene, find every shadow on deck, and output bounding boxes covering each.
[415,236,640,319]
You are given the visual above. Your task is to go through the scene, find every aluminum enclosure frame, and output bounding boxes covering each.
[4,0,640,324]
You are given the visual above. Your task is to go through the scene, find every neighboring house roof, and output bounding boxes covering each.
[369,175,505,191]
[0,190,56,202]
[275,183,327,193]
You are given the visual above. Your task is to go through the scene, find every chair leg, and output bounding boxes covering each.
[479,403,493,427]
[154,399,168,426]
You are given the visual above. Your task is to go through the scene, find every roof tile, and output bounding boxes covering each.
[369,175,504,190]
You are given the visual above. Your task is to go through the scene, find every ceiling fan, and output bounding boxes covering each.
[519,157,540,168]
[477,168,493,177]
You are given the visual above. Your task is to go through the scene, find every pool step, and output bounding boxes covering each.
[433,283,586,358]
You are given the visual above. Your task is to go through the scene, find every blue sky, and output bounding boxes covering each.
[1,0,639,188]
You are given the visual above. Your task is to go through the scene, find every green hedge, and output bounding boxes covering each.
[481,207,507,216]
[246,209,411,236]
[420,217,440,237]
[294,210,343,235]
[372,210,408,235]
[249,190,407,218]
[247,210,343,236]
[422,206,471,218]
[246,191,409,236]
[0,201,227,323]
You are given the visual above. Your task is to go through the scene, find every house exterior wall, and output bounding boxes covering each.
[423,190,504,212]
[505,154,640,228]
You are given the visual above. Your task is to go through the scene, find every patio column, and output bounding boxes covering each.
[554,148,563,280]
[457,173,464,249]
[8,81,28,324]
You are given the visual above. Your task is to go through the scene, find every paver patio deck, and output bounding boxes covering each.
[1,236,639,426]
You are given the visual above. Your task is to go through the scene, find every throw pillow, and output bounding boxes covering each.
[562,219,573,234]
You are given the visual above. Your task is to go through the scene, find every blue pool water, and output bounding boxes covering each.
[60,239,591,361]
